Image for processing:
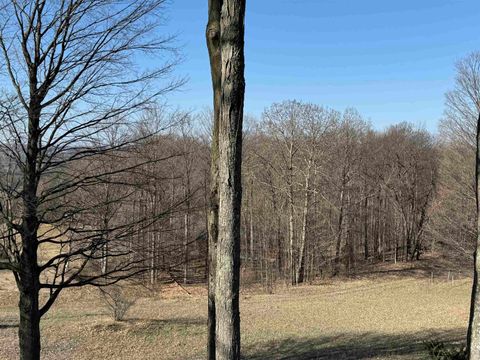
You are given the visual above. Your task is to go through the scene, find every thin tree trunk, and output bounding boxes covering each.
[467,112,480,359]
[268,175,283,276]
[288,150,295,284]
[150,192,156,285]
[296,160,312,285]
[249,180,254,264]
[214,1,245,359]
[150,231,155,285]
[334,187,345,275]
[184,212,189,284]
[364,193,369,260]
[375,191,382,259]
[101,240,108,275]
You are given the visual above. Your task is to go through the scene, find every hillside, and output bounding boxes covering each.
[0,258,472,359]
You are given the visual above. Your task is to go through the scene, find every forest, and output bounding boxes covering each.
[81,93,471,290]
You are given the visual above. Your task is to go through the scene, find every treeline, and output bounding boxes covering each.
[10,78,471,289]
[62,100,470,288]
[242,101,438,286]
[22,94,473,288]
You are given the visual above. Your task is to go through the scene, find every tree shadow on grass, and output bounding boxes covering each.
[244,329,465,360]
[126,317,206,327]
[0,323,18,329]
[93,317,206,335]
[0,316,19,330]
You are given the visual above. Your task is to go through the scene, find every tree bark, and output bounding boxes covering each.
[214,1,246,359]
[467,112,480,359]
[18,264,41,360]
[18,86,42,360]
[206,1,222,358]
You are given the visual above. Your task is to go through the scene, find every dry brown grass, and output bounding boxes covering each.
[0,270,471,359]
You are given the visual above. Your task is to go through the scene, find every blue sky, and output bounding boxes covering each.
[163,0,480,132]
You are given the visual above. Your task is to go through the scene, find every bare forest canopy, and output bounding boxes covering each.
[2,99,470,289]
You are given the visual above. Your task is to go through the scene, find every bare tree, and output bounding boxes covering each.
[0,1,181,359]
[261,100,303,283]
[446,52,480,360]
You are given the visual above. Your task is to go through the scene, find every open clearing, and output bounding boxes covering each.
[0,271,470,360]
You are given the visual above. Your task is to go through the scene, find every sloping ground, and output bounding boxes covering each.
[350,252,471,280]
[0,268,471,360]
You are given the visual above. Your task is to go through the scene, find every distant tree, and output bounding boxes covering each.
[431,53,480,265]
[258,100,336,284]
[0,1,181,359]
[261,100,304,283]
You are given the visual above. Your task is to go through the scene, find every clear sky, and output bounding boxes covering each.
[163,0,480,132]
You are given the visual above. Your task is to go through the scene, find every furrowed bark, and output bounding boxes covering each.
[18,270,41,360]
[215,0,246,359]
[206,0,222,358]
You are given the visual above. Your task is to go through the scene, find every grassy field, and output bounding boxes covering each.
[0,269,471,360]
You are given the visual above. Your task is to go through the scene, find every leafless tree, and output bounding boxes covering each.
[442,52,480,360]
[0,1,182,358]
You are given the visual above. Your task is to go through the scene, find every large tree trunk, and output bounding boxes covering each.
[18,294,41,360]
[18,262,41,360]
[467,112,480,359]
[214,1,245,359]
[206,1,222,358]
[18,93,42,360]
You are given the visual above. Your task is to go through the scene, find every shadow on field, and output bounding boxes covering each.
[0,323,18,329]
[245,329,465,360]
[91,317,206,334]
[0,316,19,330]
[127,317,205,326]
